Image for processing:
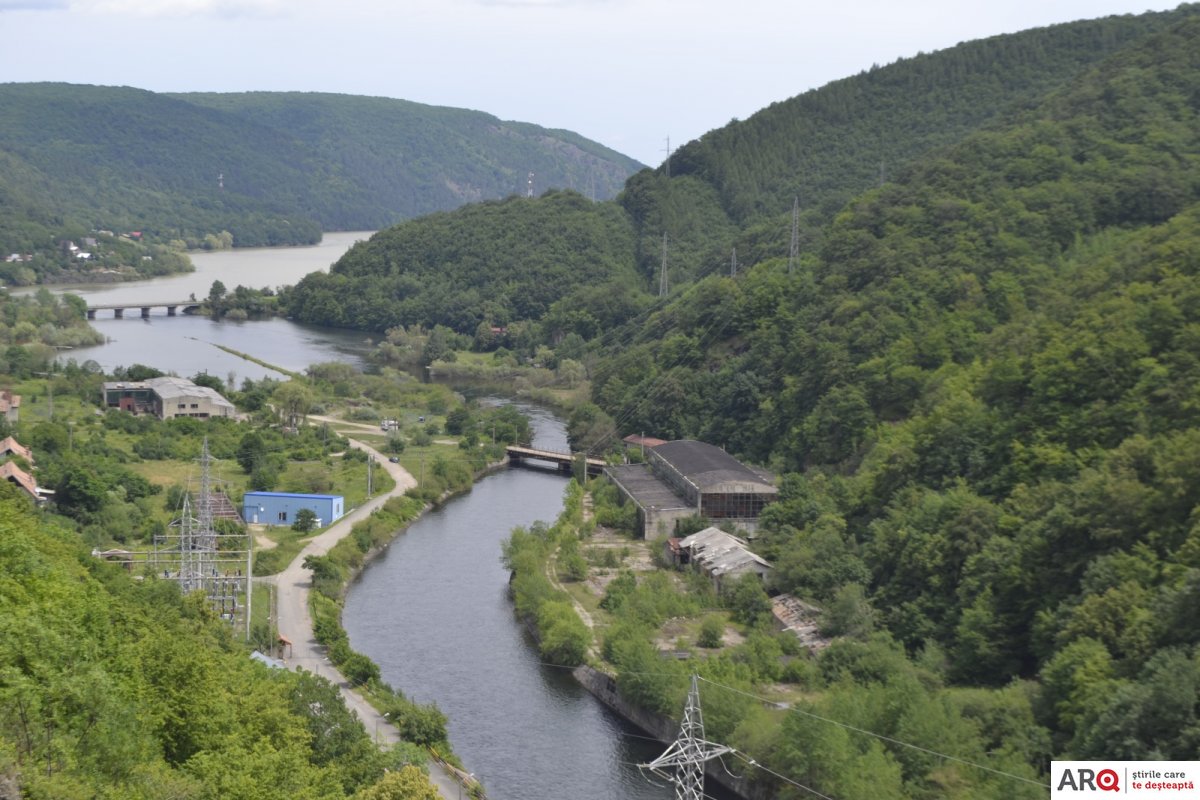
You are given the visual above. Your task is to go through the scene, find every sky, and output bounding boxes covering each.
[0,0,1184,165]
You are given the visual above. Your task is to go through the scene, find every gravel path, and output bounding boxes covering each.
[267,438,464,800]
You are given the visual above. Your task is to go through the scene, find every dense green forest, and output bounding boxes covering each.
[0,493,437,798]
[285,189,644,332]
[581,11,1200,786]
[287,6,1198,334]
[0,84,641,280]
[284,7,1200,795]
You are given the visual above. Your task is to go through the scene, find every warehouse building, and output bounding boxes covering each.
[604,439,777,538]
[242,492,344,528]
[103,376,235,420]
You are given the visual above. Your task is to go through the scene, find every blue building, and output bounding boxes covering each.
[242,492,345,527]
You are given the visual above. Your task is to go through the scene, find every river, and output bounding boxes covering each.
[34,231,374,380]
[35,238,695,797]
[344,403,682,800]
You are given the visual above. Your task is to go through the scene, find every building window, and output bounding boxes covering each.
[190,403,198,408]
[278,511,287,522]
[178,403,186,409]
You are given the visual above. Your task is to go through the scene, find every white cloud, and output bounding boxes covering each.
[0,0,68,10]
[73,0,287,17]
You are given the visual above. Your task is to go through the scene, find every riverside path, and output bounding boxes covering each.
[266,437,464,800]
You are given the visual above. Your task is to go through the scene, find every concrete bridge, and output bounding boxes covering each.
[86,300,203,319]
[506,445,606,477]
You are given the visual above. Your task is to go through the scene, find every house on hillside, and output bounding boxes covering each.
[0,437,32,463]
[0,391,21,423]
[0,461,46,503]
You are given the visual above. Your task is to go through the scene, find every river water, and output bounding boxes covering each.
[344,404,678,800]
[34,231,374,380]
[33,237,691,797]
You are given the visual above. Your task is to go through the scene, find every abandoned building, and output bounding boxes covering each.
[665,526,772,591]
[103,377,235,420]
[604,439,778,537]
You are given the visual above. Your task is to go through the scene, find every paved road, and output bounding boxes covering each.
[268,437,464,800]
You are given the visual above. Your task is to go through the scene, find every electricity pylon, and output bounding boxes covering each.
[642,675,733,800]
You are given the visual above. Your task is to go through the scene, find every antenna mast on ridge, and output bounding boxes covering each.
[526,172,535,198]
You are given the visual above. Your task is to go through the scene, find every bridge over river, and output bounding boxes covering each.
[505,445,606,477]
[85,299,202,319]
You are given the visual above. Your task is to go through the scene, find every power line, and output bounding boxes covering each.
[696,677,1049,790]
[731,751,837,800]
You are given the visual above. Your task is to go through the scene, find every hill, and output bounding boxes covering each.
[283,5,1197,336]
[0,491,438,798]
[581,12,1200,786]
[0,84,642,283]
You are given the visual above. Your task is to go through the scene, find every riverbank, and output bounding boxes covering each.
[267,437,467,800]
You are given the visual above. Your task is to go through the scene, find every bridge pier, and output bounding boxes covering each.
[113,308,124,319]
[140,307,151,319]
[166,306,177,316]
[86,309,95,320]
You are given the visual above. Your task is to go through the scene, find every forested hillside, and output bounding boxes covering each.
[288,6,1198,334]
[285,189,642,332]
[0,492,437,798]
[584,12,1200,776]
[0,84,641,279]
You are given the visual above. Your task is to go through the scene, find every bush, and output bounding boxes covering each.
[698,616,724,648]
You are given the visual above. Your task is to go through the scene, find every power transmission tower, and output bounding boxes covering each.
[730,246,738,278]
[663,136,671,178]
[642,674,733,800]
[526,172,535,198]
[152,437,252,636]
[659,232,669,297]
[788,196,800,274]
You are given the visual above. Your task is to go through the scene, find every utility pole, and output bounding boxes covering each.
[663,136,671,178]
[367,455,373,498]
[642,675,733,800]
[788,196,800,274]
[659,232,669,297]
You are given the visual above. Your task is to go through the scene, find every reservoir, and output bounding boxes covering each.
[343,404,677,800]
[34,231,374,379]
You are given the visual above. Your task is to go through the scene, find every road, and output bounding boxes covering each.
[267,436,465,800]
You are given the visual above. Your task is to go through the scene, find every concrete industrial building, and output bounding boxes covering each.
[242,492,344,528]
[605,439,777,538]
[103,377,235,420]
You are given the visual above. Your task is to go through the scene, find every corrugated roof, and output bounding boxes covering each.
[146,377,235,408]
[652,440,776,492]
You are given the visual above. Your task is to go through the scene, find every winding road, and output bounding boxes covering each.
[266,436,465,799]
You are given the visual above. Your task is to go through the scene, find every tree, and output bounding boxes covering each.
[352,766,440,800]
[292,508,318,533]
[208,280,227,304]
[272,381,313,429]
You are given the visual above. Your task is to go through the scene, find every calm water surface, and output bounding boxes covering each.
[344,404,678,800]
[35,231,373,379]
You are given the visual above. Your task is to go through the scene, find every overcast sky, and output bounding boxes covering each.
[0,0,1183,165]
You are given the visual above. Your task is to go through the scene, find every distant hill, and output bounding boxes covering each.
[0,84,643,281]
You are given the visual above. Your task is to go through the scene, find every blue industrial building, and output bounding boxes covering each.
[242,492,345,527]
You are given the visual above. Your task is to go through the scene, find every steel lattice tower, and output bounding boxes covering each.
[153,437,252,636]
[642,675,733,800]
